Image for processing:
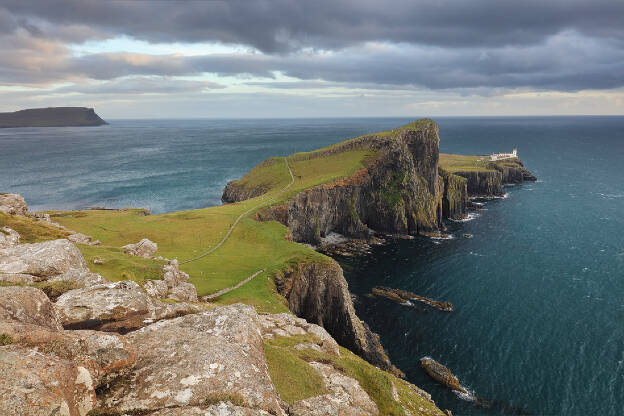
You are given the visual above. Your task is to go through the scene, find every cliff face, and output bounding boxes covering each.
[283,123,442,244]
[274,260,402,376]
[453,158,537,197]
[0,107,107,128]
[439,169,468,220]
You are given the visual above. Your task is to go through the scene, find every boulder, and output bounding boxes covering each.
[68,233,100,246]
[168,282,198,302]
[144,278,168,298]
[0,345,96,416]
[0,193,28,215]
[122,238,157,258]
[148,403,271,415]
[0,239,88,281]
[0,226,20,248]
[0,321,135,387]
[54,280,203,333]
[96,304,285,415]
[259,313,340,357]
[289,362,378,416]
[163,258,190,287]
[0,286,62,330]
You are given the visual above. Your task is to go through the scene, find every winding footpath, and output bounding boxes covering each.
[182,158,295,298]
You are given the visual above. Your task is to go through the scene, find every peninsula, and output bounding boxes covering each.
[0,107,107,128]
[0,119,535,416]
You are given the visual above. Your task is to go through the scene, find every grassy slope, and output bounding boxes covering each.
[265,334,444,415]
[439,153,495,173]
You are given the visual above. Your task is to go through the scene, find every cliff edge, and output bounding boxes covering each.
[0,107,107,128]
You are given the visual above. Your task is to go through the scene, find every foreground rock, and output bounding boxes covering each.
[147,404,272,415]
[0,193,28,215]
[96,304,285,415]
[290,362,379,416]
[0,346,96,416]
[0,321,136,388]
[0,286,62,330]
[0,238,106,287]
[122,238,158,258]
[54,280,202,333]
[0,226,20,248]
[420,357,468,394]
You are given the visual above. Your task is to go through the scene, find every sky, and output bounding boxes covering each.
[1,0,623,118]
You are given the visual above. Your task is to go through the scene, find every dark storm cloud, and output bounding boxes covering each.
[2,0,624,52]
[0,0,623,92]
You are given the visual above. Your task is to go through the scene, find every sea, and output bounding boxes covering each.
[1,117,622,415]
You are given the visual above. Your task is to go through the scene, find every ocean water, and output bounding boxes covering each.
[1,117,623,415]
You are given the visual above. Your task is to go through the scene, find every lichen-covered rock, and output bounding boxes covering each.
[122,238,158,258]
[163,259,190,287]
[96,304,285,415]
[0,226,20,248]
[0,239,88,281]
[148,403,272,415]
[0,193,28,215]
[0,346,96,416]
[68,233,100,246]
[0,286,62,330]
[144,278,168,298]
[289,362,378,416]
[259,312,340,357]
[168,281,198,302]
[275,261,401,376]
[0,321,136,387]
[54,280,203,333]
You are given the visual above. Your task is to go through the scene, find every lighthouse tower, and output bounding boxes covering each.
[512,147,517,157]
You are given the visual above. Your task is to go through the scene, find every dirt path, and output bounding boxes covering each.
[180,157,294,265]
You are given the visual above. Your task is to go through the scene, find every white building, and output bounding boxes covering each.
[490,147,517,161]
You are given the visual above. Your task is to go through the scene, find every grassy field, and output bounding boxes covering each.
[439,153,495,173]
[265,334,444,415]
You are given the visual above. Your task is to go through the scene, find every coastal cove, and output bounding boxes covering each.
[1,116,624,415]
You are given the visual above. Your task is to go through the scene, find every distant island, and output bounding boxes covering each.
[0,107,107,128]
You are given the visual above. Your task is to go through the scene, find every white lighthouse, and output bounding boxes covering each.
[490,147,518,161]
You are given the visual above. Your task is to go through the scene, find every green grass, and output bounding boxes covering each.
[0,212,69,242]
[439,153,495,173]
[264,335,444,415]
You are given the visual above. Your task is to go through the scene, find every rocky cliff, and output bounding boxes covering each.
[452,158,537,197]
[0,107,107,128]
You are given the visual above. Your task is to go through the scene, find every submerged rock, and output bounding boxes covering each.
[122,238,158,258]
[420,357,467,394]
[0,193,28,215]
[372,286,453,312]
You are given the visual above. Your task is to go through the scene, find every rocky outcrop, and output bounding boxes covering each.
[122,237,158,258]
[0,286,63,330]
[275,261,401,376]
[0,238,107,286]
[420,357,467,394]
[95,304,285,415]
[54,280,202,333]
[453,158,537,197]
[68,233,101,246]
[143,259,198,302]
[0,106,107,128]
[0,346,97,416]
[0,321,136,388]
[290,361,379,416]
[0,226,20,248]
[0,193,28,215]
[148,404,272,415]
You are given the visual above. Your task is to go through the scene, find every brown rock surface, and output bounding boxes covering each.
[0,285,63,330]
[0,193,28,215]
[420,357,467,394]
[147,403,272,415]
[54,280,203,333]
[0,226,20,248]
[0,345,96,416]
[96,304,285,415]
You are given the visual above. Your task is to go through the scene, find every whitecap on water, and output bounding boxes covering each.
[451,212,480,222]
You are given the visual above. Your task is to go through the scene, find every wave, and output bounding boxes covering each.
[450,212,480,222]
